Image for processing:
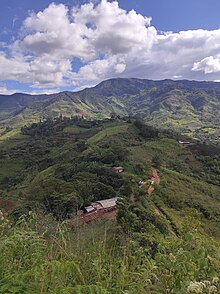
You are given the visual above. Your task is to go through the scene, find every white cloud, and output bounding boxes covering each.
[19,0,155,59]
[0,51,72,88]
[26,88,60,95]
[0,84,20,95]
[1,0,220,93]
[114,63,126,74]
[73,0,155,55]
[0,52,29,81]
[192,56,220,74]
[0,83,60,95]
[29,55,72,87]
[20,3,93,60]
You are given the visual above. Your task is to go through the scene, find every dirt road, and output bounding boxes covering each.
[148,168,160,195]
[147,168,161,216]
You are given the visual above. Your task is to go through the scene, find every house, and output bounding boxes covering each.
[80,197,119,223]
[94,197,119,211]
[84,197,119,214]
[114,166,124,173]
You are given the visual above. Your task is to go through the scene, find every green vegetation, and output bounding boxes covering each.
[0,204,219,293]
[87,124,128,144]
[0,116,220,293]
[1,78,220,143]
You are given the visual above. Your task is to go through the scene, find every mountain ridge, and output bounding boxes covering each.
[0,78,219,142]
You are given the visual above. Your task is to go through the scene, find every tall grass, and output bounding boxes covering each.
[0,212,157,294]
[0,210,219,293]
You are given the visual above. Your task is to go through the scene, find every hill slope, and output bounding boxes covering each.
[0,117,219,230]
[0,117,220,292]
[0,78,219,142]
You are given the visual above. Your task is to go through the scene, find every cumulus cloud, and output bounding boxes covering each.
[192,56,220,74]
[1,0,220,94]
[19,0,155,59]
[29,56,72,87]
[75,55,128,82]
[73,0,155,54]
[114,63,126,74]
[26,88,60,95]
[20,3,94,60]
[0,51,72,88]
[0,82,59,95]
[0,52,29,81]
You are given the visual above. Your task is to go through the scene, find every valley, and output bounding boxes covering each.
[0,86,219,293]
[0,78,219,144]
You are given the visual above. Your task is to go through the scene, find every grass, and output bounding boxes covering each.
[154,167,220,236]
[64,125,89,134]
[0,216,159,294]
[0,129,20,141]
[0,209,219,294]
[111,97,126,108]
[0,133,26,180]
[87,124,128,145]
[0,161,24,178]
[144,138,186,158]
[128,138,193,170]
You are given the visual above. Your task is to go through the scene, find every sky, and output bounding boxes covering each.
[0,0,220,94]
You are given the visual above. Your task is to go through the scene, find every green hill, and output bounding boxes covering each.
[0,115,219,292]
[0,78,219,143]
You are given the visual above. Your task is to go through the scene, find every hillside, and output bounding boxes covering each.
[0,116,220,293]
[0,116,220,292]
[0,117,219,228]
[0,78,219,143]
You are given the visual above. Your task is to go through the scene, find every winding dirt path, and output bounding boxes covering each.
[147,168,160,195]
[154,206,161,216]
[147,168,161,216]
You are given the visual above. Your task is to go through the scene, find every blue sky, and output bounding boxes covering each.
[0,0,220,94]
[120,0,220,31]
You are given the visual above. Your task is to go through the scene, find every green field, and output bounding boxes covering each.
[87,124,128,144]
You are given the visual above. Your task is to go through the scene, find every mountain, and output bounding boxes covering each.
[0,81,220,293]
[0,78,220,142]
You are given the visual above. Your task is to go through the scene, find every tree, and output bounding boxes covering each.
[152,155,162,168]
[43,191,81,220]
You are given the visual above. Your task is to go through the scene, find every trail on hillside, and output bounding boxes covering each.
[148,168,160,195]
[154,206,161,216]
[147,168,161,216]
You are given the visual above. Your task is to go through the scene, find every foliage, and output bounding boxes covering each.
[0,209,219,293]
[134,119,159,139]
[0,117,220,292]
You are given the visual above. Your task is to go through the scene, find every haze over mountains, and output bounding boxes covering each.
[0,78,219,142]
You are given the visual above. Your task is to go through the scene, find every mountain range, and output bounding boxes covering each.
[0,80,220,293]
[0,78,219,142]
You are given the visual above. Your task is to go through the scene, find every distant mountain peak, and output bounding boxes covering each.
[0,78,219,143]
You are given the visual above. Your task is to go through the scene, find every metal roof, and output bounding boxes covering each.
[84,206,96,213]
[95,197,119,209]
